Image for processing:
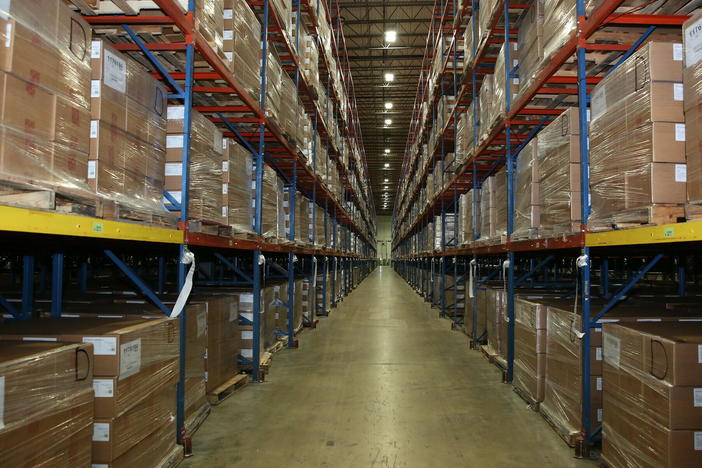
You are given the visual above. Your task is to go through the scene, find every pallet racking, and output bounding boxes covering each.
[391,0,695,455]
[2,0,378,446]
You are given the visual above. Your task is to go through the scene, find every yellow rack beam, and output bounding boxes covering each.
[586,221,702,247]
[0,206,183,244]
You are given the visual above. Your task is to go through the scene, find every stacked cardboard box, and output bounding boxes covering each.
[301,277,315,323]
[223,0,262,101]
[196,0,225,60]
[266,52,284,125]
[683,14,702,214]
[269,281,288,344]
[478,74,495,143]
[166,107,225,225]
[0,1,92,196]
[297,193,310,244]
[444,274,466,319]
[222,139,253,234]
[434,213,458,249]
[514,137,541,239]
[0,317,179,466]
[183,304,208,426]
[513,296,547,404]
[477,0,499,50]
[90,40,168,217]
[516,0,544,100]
[541,301,603,442]
[492,41,520,121]
[259,164,283,239]
[0,342,94,466]
[589,42,685,227]
[602,322,702,468]
[271,0,293,38]
[480,283,506,361]
[538,108,582,237]
[492,169,507,239]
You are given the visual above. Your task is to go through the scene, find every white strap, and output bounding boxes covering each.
[169,250,195,318]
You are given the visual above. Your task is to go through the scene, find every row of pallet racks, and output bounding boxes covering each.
[0,0,378,466]
[391,0,702,465]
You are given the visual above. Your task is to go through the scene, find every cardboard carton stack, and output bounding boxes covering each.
[458,189,479,245]
[269,281,288,344]
[297,193,310,244]
[434,213,458,249]
[513,296,547,404]
[541,301,603,443]
[266,52,284,125]
[444,274,466,319]
[301,277,315,324]
[223,0,262,101]
[222,139,253,234]
[493,41,520,119]
[270,0,293,38]
[478,74,495,143]
[183,303,208,427]
[0,342,94,466]
[514,137,541,239]
[601,322,702,468]
[538,108,582,237]
[166,107,225,225]
[196,0,225,60]
[480,283,506,362]
[477,0,499,50]
[0,1,92,197]
[90,40,169,220]
[683,13,702,218]
[516,0,544,100]
[492,169,508,240]
[589,42,686,228]
[0,317,180,466]
[313,204,326,247]
[259,164,283,239]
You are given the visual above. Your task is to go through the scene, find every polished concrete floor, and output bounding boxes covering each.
[183,267,593,468]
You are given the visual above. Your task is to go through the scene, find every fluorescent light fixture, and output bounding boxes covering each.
[384,119,392,126]
[384,102,393,110]
[385,30,397,43]
[384,148,390,154]
[384,178,388,182]
[384,72,394,82]
[384,163,390,168]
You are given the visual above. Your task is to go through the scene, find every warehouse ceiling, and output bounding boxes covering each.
[339,0,433,215]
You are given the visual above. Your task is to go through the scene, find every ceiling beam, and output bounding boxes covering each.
[339,1,434,7]
[342,18,429,25]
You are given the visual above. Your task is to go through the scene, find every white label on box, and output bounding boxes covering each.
[165,162,182,176]
[637,318,662,322]
[93,379,114,398]
[224,30,233,40]
[224,9,233,19]
[93,423,110,442]
[91,80,101,98]
[694,388,702,407]
[87,161,96,180]
[0,376,4,430]
[119,339,141,378]
[696,432,702,451]
[222,161,230,172]
[197,311,206,337]
[604,334,620,367]
[90,120,99,139]
[166,135,184,149]
[92,465,109,468]
[167,106,185,120]
[103,49,126,93]
[675,123,686,142]
[687,18,702,67]
[23,337,57,342]
[596,377,602,391]
[83,337,117,355]
[674,83,684,101]
[221,206,227,217]
[590,88,606,120]
[596,347,602,361]
[91,41,102,59]
[4,23,12,47]
[241,348,253,359]
[241,330,253,340]
[675,164,688,183]
[222,183,228,194]
[61,314,80,318]
[673,43,683,61]
[698,345,702,363]
[225,51,233,61]
[163,190,182,204]
[97,315,124,319]
[597,408,603,423]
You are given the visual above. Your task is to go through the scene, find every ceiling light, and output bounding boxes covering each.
[384,163,390,168]
[384,148,390,154]
[384,178,388,182]
[384,72,394,82]
[384,102,393,110]
[384,119,392,126]
[385,30,397,43]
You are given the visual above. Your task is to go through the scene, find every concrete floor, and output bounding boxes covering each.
[183,267,594,468]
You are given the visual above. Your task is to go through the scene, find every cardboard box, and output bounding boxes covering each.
[107,417,177,468]
[624,162,687,209]
[0,317,178,378]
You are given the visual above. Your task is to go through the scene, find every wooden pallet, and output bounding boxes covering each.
[259,351,273,371]
[538,405,579,448]
[685,202,702,221]
[206,374,249,405]
[157,444,185,468]
[186,219,233,237]
[184,403,211,437]
[591,204,685,231]
[0,183,97,217]
[98,200,178,228]
[512,384,540,411]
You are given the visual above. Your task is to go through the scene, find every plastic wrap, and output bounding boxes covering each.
[513,296,547,404]
[589,42,685,226]
[462,188,479,243]
[223,138,254,233]
[279,73,299,142]
[268,281,288,344]
[184,303,207,425]
[479,73,494,142]
[516,0,544,100]
[297,192,310,244]
[601,322,702,468]
[196,0,225,58]
[260,165,281,238]
[434,213,457,249]
[492,169,507,238]
[315,205,325,247]
[266,52,284,123]
[464,19,474,73]
[542,0,577,65]
[166,108,225,224]
[224,0,262,101]
[270,0,293,38]
[478,175,494,239]
[492,41,519,124]
[537,108,582,236]
[685,13,702,205]
[110,417,177,468]
[0,2,94,199]
[514,137,540,239]
[444,274,466,319]
[541,300,603,442]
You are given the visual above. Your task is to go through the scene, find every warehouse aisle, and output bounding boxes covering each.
[183,267,589,468]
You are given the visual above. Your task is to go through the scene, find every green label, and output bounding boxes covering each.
[663,227,675,238]
[92,222,104,233]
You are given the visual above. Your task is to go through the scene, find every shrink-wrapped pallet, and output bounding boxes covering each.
[514,137,540,239]
[223,0,262,101]
[222,138,254,233]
